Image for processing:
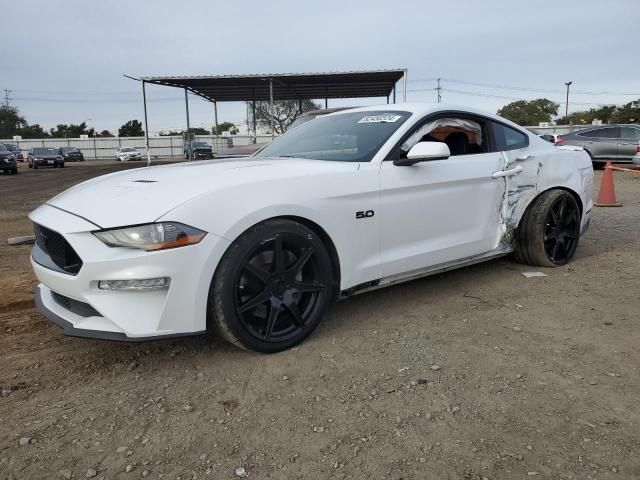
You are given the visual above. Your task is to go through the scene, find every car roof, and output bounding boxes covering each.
[326,102,527,130]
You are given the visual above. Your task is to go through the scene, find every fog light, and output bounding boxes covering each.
[98,277,171,291]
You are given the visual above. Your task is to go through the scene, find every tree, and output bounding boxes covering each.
[212,121,239,135]
[0,106,27,138]
[159,128,209,136]
[555,105,617,125]
[248,99,321,134]
[50,122,95,138]
[610,99,640,124]
[497,99,559,126]
[18,124,49,138]
[118,120,144,137]
[98,130,114,137]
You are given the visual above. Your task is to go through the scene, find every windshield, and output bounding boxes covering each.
[256,110,411,162]
[61,147,78,152]
[0,144,7,152]
[287,115,316,130]
[3,144,17,151]
[121,147,136,152]
[33,148,58,155]
[192,142,209,148]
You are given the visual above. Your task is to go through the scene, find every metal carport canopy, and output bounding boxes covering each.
[139,69,407,102]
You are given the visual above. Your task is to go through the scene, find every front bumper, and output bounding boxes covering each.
[632,155,640,168]
[192,151,214,159]
[29,204,231,341]
[34,159,64,167]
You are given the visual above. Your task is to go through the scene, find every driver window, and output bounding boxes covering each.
[398,117,488,158]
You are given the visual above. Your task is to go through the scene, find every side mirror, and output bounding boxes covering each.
[394,142,451,166]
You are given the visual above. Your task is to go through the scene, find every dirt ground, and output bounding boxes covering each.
[1,160,639,480]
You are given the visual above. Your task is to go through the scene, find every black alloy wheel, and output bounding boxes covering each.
[543,195,580,264]
[514,189,581,267]
[211,219,335,352]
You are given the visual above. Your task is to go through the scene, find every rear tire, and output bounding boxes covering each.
[210,219,335,353]
[12,168,18,174]
[514,190,581,267]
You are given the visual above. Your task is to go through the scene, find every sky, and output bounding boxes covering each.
[3,0,639,135]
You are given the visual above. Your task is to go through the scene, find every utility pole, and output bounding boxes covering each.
[564,81,572,128]
[3,89,13,107]
[436,78,442,103]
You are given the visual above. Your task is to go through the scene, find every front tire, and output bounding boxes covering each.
[210,219,335,353]
[514,190,581,267]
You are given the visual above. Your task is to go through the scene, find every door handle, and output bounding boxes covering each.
[492,165,523,179]
[515,154,534,161]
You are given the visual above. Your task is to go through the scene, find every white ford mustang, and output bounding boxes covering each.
[29,104,593,352]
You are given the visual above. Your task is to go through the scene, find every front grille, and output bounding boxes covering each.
[34,224,83,275]
[51,291,102,317]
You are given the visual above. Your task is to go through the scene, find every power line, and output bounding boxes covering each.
[439,87,616,107]
[440,77,640,96]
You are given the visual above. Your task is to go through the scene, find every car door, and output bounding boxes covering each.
[378,114,507,278]
[582,127,619,160]
[618,126,640,161]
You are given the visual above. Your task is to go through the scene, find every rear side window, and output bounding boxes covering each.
[491,122,528,151]
[620,127,640,140]
[579,127,618,139]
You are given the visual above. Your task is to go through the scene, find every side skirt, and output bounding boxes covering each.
[340,246,513,299]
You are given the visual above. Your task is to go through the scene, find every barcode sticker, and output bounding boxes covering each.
[358,114,402,124]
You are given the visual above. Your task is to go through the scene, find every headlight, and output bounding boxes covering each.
[93,222,206,251]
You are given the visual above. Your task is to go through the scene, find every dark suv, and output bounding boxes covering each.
[557,124,640,168]
[0,144,18,174]
[58,147,84,161]
[184,141,214,160]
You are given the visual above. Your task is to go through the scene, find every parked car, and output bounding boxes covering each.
[184,141,214,160]
[557,124,640,168]
[2,143,24,161]
[29,104,593,352]
[0,144,18,174]
[58,146,84,162]
[115,147,142,161]
[216,107,354,158]
[28,147,64,169]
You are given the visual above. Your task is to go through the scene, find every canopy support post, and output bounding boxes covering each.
[393,84,396,104]
[142,80,150,166]
[184,88,192,161]
[252,99,257,144]
[298,98,302,114]
[402,69,408,102]
[213,100,219,135]
[269,78,275,140]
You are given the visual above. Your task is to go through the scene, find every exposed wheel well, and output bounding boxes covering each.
[278,215,342,295]
[517,186,583,231]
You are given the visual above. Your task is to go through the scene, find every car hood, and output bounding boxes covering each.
[34,154,60,159]
[44,157,359,229]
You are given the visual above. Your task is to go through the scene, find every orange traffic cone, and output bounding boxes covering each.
[595,161,622,207]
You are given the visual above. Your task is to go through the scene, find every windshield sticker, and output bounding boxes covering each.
[358,114,402,124]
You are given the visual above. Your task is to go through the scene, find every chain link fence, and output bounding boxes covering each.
[0,135,275,160]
